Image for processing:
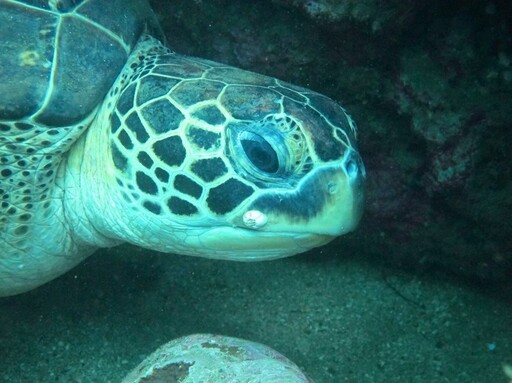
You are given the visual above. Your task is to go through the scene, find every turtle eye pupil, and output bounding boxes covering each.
[241,137,279,174]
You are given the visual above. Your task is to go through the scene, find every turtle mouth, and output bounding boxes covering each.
[193,227,335,261]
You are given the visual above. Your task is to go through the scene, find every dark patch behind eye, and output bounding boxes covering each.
[14,122,34,131]
[141,98,184,134]
[153,136,186,167]
[110,112,121,133]
[118,129,133,149]
[191,158,227,182]
[117,83,136,114]
[174,175,202,199]
[220,85,280,120]
[187,127,220,151]
[167,196,198,216]
[137,75,177,104]
[155,167,170,183]
[126,112,149,143]
[137,151,153,169]
[191,105,225,125]
[207,178,254,214]
[143,200,162,215]
[136,171,158,195]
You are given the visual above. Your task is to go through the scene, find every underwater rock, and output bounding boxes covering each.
[271,0,418,32]
[122,334,313,382]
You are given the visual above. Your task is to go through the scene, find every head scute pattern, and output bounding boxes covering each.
[107,38,361,226]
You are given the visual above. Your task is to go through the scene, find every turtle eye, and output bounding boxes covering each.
[225,115,303,186]
[240,133,279,174]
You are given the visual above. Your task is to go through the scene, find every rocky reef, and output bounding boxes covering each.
[150,0,512,286]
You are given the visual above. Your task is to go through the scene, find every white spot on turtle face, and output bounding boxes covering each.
[242,210,268,229]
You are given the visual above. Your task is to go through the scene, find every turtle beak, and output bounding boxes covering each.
[233,148,366,236]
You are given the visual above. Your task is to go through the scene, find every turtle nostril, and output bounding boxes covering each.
[327,181,338,194]
[343,151,365,181]
[345,159,358,178]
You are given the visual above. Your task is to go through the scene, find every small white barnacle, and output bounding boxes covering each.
[242,210,268,229]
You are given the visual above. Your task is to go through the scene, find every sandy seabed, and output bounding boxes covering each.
[1,241,511,382]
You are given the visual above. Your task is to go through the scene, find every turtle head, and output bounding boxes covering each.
[77,40,365,260]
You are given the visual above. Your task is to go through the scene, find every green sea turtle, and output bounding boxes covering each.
[1,0,364,380]
[0,0,364,298]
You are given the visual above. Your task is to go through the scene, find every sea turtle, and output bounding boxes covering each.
[0,0,364,298]
[1,0,364,380]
